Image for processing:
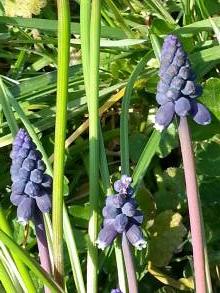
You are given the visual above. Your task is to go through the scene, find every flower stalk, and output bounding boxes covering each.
[122,233,138,293]
[178,117,206,293]
[34,212,52,293]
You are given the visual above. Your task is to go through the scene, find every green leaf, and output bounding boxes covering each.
[174,17,220,35]
[191,47,220,78]
[199,78,220,119]
[196,141,220,177]
[135,186,156,224]
[132,130,161,189]
[0,16,126,39]
[148,211,187,267]
[155,168,186,212]
[156,124,178,158]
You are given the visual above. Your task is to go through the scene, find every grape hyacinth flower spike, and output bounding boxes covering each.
[155,34,211,131]
[10,128,52,224]
[10,128,52,287]
[96,175,146,250]
[154,35,212,293]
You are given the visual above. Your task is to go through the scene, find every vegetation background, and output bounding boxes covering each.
[0,0,220,292]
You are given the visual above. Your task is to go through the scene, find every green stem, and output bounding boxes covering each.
[63,206,86,293]
[80,0,91,95]
[86,1,101,292]
[52,0,70,287]
[0,260,17,293]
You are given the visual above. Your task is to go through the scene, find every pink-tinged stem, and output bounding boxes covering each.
[178,117,206,293]
[122,233,138,293]
[34,213,52,293]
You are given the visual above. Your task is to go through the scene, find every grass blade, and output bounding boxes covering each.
[0,230,64,293]
[132,129,161,189]
[52,0,70,287]
[120,52,153,175]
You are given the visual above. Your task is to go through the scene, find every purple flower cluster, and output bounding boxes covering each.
[10,129,52,224]
[96,175,146,250]
[155,34,211,131]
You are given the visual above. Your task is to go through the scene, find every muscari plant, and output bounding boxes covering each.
[0,1,216,293]
[155,34,211,293]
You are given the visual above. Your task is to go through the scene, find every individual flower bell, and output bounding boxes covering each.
[155,34,211,131]
[111,289,123,293]
[96,175,147,250]
[10,129,52,224]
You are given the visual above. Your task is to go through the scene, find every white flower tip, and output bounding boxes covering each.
[135,240,147,250]
[96,240,107,250]
[17,217,28,226]
[154,123,164,132]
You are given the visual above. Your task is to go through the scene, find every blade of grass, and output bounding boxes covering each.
[0,16,126,39]
[120,51,152,175]
[0,77,18,136]
[52,0,70,287]
[104,0,135,38]
[132,129,161,189]
[0,230,64,293]
[0,259,17,293]
[0,207,36,292]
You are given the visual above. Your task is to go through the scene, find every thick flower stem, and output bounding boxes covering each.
[34,213,52,293]
[178,117,206,293]
[122,233,138,293]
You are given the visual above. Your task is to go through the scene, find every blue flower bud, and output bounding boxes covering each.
[102,205,120,219]
[155,102,175,131]
[174,97,191,117]
[191,101,211,125]
[37,160,46,172]
[114,214,128,233]
[35,193,51,213]
[10,193,24,206]
[170,76,185,90]
[181,80,196,96]
[96,224,118,250]
[41,174,52,189]
[30,169,43,184]
[114,175,132,194]
[156,93,169,106]
[105,194,126,208]
[121,201,137,217]
[126,224,147,250]
[132,211,144,225]
[24,181,40,197]
[22,158,36,171]
[17,197,35,225]
[11,180,26,194]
